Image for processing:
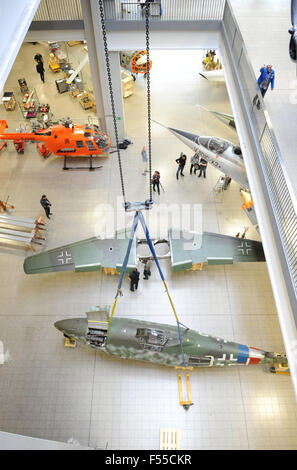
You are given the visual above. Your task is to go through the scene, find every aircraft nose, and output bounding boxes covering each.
[54,318,87,338]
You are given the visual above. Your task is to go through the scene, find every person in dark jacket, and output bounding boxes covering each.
[129,268,140,291]
[176,153,187,179]
[40,195,52,219]
[36,59,45,83]
[198,158,208,178]
[34,53,43,64]
[152,170,161,195]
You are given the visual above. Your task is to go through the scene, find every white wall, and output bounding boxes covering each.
[0,431,92,450]
[0,0,41,93]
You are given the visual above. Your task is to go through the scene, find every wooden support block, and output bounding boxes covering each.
[36,216,46,226]
[174,366,194,371]
[70,89,80,98]
[25,243,35,252]
[189,262,203,271]
[121,70,134,98]
[159,429,180,450]
[103,267,120,275]
[67,41,83,47]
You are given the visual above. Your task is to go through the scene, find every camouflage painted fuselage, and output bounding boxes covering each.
[55,315,287,368]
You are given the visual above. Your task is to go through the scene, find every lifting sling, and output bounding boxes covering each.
[107,209,187,368]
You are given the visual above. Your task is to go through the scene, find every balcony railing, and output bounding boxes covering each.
[104,0,226,21]
[33,0,226,22]
[34,0,83,21]
[223,0,297,313]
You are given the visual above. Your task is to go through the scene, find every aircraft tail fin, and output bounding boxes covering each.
[0,120,8,135]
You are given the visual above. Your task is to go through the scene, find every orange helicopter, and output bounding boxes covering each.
[0,119,112,171]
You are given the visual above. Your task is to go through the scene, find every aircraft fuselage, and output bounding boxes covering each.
[55,315,286,369]
[168,126,250,190]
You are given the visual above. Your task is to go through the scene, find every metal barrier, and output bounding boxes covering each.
[223,0,297,307]
[33,0,226,22]
[119,2,161,20]
[34,0,83,21]
[105,0,226,21]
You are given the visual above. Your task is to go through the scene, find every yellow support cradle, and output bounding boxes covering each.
[177,373,193,410]
[64,337,77,348]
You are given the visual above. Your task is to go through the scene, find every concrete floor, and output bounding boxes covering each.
[0,40,296,450]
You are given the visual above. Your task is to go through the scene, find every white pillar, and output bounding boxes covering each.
[83,0,126,142]
[105,51,126,142]
[81,0,106,133]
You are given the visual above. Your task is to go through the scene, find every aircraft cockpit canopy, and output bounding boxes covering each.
[198,136,228,154]
[208,137,228,154]
[94,136,110,149]
[197,136,210,147]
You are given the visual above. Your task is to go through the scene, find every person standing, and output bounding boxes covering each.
[141,145,148,175]
[190,153,200,175]
[129,268,140,291]
[176,153,187,180]
[142,259,151,280]
[34,53,43,64]
[253,64,275,110]
[152,170,161,195]
[198,157,207,178]
[36,59,45,83]
[40,195,52,219]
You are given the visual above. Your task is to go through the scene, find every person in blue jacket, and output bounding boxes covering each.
[253,64,275,109]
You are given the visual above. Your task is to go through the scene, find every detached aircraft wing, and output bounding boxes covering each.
[169,230,265,272]
[23,230,137,275]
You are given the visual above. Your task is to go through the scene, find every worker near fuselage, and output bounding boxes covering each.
[142,259,151,280]
[129,268,140,292]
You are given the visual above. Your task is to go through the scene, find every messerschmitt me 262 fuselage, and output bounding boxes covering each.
[55,306,287,369]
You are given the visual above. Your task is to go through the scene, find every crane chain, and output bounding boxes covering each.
[98,0,126,204]
[145,4,153,203]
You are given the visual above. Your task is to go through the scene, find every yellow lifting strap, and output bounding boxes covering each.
[163,280,179,324]
[107,295,119,336]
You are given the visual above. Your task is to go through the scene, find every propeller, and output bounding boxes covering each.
[289,0,297,61]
